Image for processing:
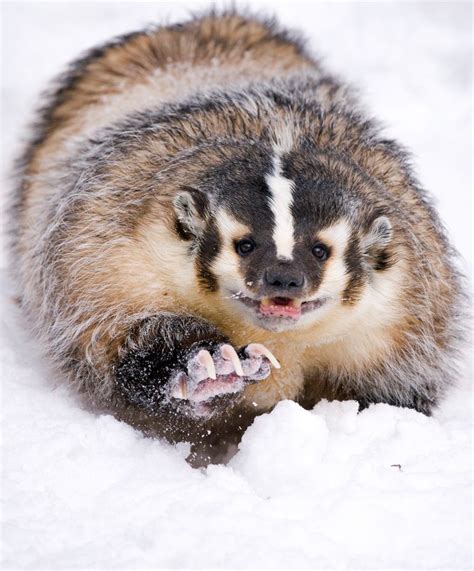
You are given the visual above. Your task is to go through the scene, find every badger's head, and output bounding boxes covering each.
[172,143,396,333]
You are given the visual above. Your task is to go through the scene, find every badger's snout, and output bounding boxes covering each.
[262,263,306,296]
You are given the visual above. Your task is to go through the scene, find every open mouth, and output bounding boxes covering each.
[237,295,326,321]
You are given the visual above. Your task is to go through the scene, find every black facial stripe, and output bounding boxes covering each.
[308,246,326,294]
[193,145,394,302]
[342,231,365,305]
[191,146,281,296]
[373,250,395,271]
[196,219,221,292]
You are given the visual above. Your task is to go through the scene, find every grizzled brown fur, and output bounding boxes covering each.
[10,11,466,464]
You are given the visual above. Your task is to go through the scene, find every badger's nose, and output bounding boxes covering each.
[264,267,305,293]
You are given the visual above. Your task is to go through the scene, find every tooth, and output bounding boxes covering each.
[261,298,271,307]
[247,343,281,369]
[196,350,217,379]
[221,344,244,376]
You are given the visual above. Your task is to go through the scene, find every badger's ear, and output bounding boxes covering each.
[362,215,393,268]
[173,187,209,240]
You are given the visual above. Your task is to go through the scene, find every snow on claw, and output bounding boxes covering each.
[171,342,280,404]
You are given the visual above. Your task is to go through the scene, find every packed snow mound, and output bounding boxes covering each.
[232,400,472,568]
[2,272,471,568]
[231,399,330,495]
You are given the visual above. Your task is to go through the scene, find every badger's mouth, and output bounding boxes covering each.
[237,295,326,321]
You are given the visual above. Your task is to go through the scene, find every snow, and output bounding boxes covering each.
[1,2,472,569]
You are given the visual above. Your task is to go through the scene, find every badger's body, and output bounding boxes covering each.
[11,12,465,463]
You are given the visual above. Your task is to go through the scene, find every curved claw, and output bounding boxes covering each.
[196,349,217,379]
[246,343,281,369]
[172,372,188,400]
[221,344,244,376]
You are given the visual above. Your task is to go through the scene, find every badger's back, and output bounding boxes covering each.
[20,12,315,172]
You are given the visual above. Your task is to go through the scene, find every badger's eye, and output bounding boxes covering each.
[235,238,256,256]
[312,243,329,261]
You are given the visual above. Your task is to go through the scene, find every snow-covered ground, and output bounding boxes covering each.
[1,2,472,569]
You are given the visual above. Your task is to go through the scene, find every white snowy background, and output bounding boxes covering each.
[1,1,472,569]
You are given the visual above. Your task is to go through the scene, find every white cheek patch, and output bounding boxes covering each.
[215,209,250,239]
[211,209,250,291]
[317,219,351,298]
[355,262,404,326]
[265,155,296,260]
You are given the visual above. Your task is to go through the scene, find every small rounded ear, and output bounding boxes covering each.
[361,215,393,265]
[173,188,209,240]
[365,216,392,249]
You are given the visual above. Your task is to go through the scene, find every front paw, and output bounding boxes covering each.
[169,343,280,417]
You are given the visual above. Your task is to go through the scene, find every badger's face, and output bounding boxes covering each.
[173,145,394,332]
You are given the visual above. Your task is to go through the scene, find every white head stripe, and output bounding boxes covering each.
[265,155,296,260]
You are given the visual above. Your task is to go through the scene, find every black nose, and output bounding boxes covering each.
[264,267,305,292]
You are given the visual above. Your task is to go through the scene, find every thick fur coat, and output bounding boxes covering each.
[10,12,465,463]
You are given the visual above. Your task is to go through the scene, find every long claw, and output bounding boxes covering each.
[196,349,217,379]
[180,376,188,399]
[172,372,188,399]
[172,387,183,399]
[221,344,244,376]
[246,343,281,369]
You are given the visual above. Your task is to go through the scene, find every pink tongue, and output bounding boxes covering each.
[259,300,301,319]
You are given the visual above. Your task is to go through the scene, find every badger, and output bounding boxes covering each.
[10,11,465,463]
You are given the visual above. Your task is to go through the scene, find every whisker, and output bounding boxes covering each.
[223,291,246,300]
